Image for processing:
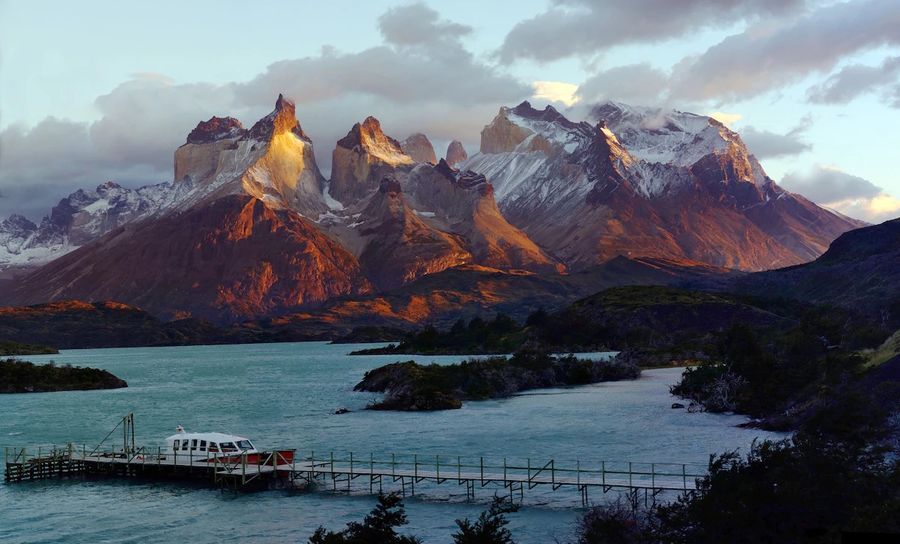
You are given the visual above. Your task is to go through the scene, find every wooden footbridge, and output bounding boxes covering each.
[4,414,708,507]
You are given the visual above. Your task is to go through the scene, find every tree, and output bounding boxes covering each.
[308,493,420,544]
[452,496,519,544]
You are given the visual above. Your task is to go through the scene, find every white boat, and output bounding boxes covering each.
[165,425,258,459]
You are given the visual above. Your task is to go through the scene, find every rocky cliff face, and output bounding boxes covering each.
[5,195,371,322]
[464,101,863,271]
[445,140,468,166]
[329,117,414,205]
[401,160,562,273]
[173,94,328,218]
[400,133,437,164]
[354,177,472,290]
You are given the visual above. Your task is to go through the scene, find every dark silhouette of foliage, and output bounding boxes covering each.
[308,493,420,544]
[452,497,519,544]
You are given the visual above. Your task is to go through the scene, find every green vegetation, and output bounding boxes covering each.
[863,328,900,368]
[0,358,127,393]
[351,314,526,355]
[0,340,58,356]
[308,493,419,544]
[308,494,520,544]
[355,348,640,411]
[669,305,892,427]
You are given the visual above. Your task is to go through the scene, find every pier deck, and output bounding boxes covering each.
[5,446,707,506]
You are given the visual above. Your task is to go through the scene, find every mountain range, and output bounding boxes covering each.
[0,94,866,323]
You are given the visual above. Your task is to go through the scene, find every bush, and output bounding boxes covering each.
[308,493,420,544]
[452,497,519,544]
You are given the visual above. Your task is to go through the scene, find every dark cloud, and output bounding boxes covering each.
[497,0,802,63]
[781,165,883,204]
[669,0,900,102]
[740,115,812,160]
[807,56,900,105]
[575,63,668,105]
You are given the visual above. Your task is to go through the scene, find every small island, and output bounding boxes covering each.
[0,340,59,356]
[0,358,127,394]
[354,349,640,410]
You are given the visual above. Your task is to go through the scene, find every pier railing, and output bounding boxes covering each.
[302,451,708,493]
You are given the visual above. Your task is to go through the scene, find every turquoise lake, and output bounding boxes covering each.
[0,342,783,543]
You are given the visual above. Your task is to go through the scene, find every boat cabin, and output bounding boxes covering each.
[165,426,258,458]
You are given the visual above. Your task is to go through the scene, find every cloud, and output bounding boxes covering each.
[781,165,900,222]
[0,116,172,219]
[378,2,471,48]
[782,165,882,203]
[707,111,742,127]
[740,115,813,159]
[807,55,900,105]
[497,0,802,63]
[668,0,900,102]
[532,81,580,106]
[0,4,529,220]
[575,63,669,105]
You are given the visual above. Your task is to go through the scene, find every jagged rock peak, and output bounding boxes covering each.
[248,93,309,142]
[186,116,246,144]
[509,100,582,131]
[400,133,437,164]
[335,116,413,167]
[434,158,457,180]
[339,116,394,148]
[445,140,467,166]
[1,214,37,232]
[379,176,403,196]
[434,159,491,195]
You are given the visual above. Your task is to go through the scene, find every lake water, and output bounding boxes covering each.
[0,342,782,543]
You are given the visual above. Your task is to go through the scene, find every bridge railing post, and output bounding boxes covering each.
[629,462,633,488]
[504,457,507,481]
[651,463,655,489]
[480,457,484,485]
[392,453,396,478]
[683,464,687,489]
[414,454,418,480]
[602,461,606,486]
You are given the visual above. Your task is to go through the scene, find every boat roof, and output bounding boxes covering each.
[165,432,250,443]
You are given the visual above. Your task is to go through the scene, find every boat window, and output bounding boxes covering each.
[173,440,180,451]
[220,442,236,451]
[209,442,218,451]
[199,440,207,451]
[191,439,198,450]
[236,440,253,450]
[181,440,189,451]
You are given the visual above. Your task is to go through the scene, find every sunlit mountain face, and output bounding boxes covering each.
[0,95,862,323]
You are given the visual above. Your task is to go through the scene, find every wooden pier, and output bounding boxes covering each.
[4,446,707,506]
[3,415,709,506]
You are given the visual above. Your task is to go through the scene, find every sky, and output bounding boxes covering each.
[1,0,899,222]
